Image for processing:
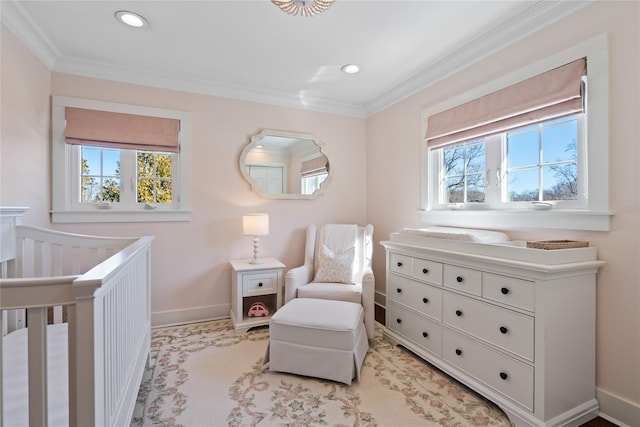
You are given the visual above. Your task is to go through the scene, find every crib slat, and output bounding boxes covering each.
[34,240,44,277]
[27,307,48,427]
[67,304,77,427]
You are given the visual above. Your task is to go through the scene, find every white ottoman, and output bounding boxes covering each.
[264,298,369,385]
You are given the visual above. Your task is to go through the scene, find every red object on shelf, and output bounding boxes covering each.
[248,302,269,317]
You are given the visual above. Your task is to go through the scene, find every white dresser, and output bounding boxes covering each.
[381,233,604,427]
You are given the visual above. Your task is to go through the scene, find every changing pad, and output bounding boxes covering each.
[399,226,510,244]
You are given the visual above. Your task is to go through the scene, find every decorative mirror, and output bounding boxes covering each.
[239,129,331,199]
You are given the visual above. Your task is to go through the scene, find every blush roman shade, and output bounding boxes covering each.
[426,58,586,148]
[64,107,180,152]
[301,156,329,177]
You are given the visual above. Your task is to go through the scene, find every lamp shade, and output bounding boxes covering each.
[243,213,269,236]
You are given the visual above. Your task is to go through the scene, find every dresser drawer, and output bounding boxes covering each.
[389,253,413,275]
[443,328,534,411]
[412,258,443,285]
[443,292,534,361]
[388,301,442,356]
[242,271,278,296]
[483,273,534,312]
[388,273,443,320]
[443,264,482,296]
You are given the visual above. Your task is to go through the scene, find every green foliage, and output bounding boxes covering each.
[81,149,172,204]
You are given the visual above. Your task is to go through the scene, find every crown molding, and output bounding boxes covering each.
[1,0,59,69]
[363,0,593,116]
[2,0,591,119]
[52,56,367,118]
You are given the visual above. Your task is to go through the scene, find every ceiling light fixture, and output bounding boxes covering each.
[341,64,360,74]
[272,0,335,17]
[115,10,148,28]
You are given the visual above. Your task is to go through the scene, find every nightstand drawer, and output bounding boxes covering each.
[388,273,442,320]
[243,271,278,296]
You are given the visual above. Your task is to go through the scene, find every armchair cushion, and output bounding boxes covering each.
[298,282,362,304]
[313,244,355,284]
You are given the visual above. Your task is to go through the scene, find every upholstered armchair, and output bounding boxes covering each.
[284,224,375,340]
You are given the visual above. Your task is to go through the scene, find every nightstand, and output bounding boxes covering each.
[229,258,285,332]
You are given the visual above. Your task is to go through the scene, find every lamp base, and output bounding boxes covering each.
[250,235,262,264]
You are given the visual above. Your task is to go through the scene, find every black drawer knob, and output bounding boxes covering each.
[397,262,403,267]
[501,287,509,295]
[422,331,428,338]
[396,288,402,293]
[500,372,508,380]
[396,318,402,324]
[455,310,463,317]
[422,268,429,274]
[422,297,429,304]
[500,326,508,334]
[258,282,263,287]
[456,276,463,283]
[455,349,462,356]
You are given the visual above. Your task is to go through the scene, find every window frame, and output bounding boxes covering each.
[421,34,612,231]
[52,96,191,223]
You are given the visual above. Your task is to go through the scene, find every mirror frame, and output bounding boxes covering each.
[239,129,331,200]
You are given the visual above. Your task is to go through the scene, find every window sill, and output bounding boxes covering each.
[421,209,613,231]
[51,209,191,223]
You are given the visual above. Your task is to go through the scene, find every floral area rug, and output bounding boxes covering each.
[131,319,512,427]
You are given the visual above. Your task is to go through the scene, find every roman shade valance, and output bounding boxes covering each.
[301,156,328,177]
[426,58,586,148]
[64,107,180,153]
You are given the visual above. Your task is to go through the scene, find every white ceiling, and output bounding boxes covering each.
[1,1,588,117]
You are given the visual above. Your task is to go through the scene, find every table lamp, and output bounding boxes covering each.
[243,213,269,264]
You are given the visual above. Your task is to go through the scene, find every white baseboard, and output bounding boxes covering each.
[151,304,230,328]
[597,388,640,427]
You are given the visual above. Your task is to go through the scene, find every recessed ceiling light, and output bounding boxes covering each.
[115,10,148,28]
[341,64,360,74]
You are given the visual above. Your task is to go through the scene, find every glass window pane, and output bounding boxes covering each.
[102,149,120,176]
[102,178,120,202]
[467,174,485,202]
[137,152,155,178]
[81,147,100,176]
[156,153,173,178]
[466,142,485,173]
[157,180,172,203]
[543,164,577,200]
[444,146,465,175]
[508,131,539,168]
[446,177,464,203]
[508,169,539,201]
[542,121,577,164]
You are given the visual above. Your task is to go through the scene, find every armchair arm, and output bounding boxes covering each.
[284,264,313,304]
[361,266,375,340]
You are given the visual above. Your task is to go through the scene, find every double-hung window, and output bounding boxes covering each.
[423,35,611,231]
[52,97,191,223]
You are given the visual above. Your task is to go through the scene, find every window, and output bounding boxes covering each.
[52,96,191,223]
[434,115,583,209]
[301,172,328,195]
[422,34,611,231]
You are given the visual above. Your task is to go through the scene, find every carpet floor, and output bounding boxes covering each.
[131,319,512,426]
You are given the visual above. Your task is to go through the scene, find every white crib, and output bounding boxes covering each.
[0,207,154,426]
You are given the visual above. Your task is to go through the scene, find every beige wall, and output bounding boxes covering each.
[366,0,639,415]
[1,25,368,319]
[2,0,639,420]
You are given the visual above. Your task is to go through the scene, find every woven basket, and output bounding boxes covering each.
[526,240,589,250]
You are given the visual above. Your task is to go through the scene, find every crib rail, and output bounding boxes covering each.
[0,226,153,427]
